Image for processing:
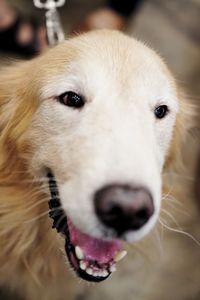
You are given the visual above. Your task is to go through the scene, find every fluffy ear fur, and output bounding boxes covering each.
[0,61,40,183]
[0,61,62,292]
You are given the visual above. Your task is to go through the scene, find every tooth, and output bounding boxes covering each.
[86,268,93,275]
[101,271,105,277]
[110,264,116,272]
[95,270,101,277]
[102,270,109,277]
[98,271,102,277]
[80,261,86,270]
[114,250,127,262]
[93,271,99,277]
[75,246,84,260]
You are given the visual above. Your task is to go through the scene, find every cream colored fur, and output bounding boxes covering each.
[0,30,199,300]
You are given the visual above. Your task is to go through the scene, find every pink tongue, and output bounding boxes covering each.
[68,220,122,264]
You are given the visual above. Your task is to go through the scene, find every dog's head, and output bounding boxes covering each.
[0,30,192,282]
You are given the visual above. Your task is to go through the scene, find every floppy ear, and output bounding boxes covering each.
[164,87,197,171]
[0,61,40,182]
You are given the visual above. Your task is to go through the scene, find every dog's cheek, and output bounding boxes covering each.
[154,114,177,169]
[164,86,196,169]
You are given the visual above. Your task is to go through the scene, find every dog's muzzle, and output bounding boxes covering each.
[47,172,126,282]
[47,171,154,282]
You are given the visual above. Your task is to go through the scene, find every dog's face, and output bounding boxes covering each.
[1,31,182,282]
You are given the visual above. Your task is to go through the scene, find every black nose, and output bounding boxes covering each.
[94,185,154,236]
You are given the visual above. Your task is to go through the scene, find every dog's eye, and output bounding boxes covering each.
[154,105,169,119]
[58,92,84,109]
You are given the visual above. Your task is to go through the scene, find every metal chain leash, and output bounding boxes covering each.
[33,0,66,46]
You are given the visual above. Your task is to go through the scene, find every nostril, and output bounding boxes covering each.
[94,184,154,236]
[108,205,122,218]
[97,204,122,223]
[132,207,151,229]
[135,207,149,221]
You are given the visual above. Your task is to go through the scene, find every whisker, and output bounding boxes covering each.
[163,172,195,181]
[162,199,189,217]
[162,194,183,207]
[158,218,200,247]
[162,184,175,200]
[161,208,182,230]
[23,211,50,223]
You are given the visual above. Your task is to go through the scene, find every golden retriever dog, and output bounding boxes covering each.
[0,30,200,300]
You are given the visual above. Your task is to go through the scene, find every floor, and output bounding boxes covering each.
[0,0,199,299]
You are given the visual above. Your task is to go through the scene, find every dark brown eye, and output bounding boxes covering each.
[154,105,169,119]
[58,92,84,108]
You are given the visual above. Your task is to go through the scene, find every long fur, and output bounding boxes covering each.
[0,61,77,300]
[0,31,199,300]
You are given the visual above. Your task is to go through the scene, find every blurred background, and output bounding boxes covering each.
[0,0,199,299]
[0,0,199,95]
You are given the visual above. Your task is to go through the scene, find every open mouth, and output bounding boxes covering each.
[48,172,127,282]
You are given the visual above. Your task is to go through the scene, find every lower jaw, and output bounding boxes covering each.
[48,172,115,282]
[65,242,111,282]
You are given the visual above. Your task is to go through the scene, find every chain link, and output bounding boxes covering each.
[33,0,66,46]
[33,0,66,10]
